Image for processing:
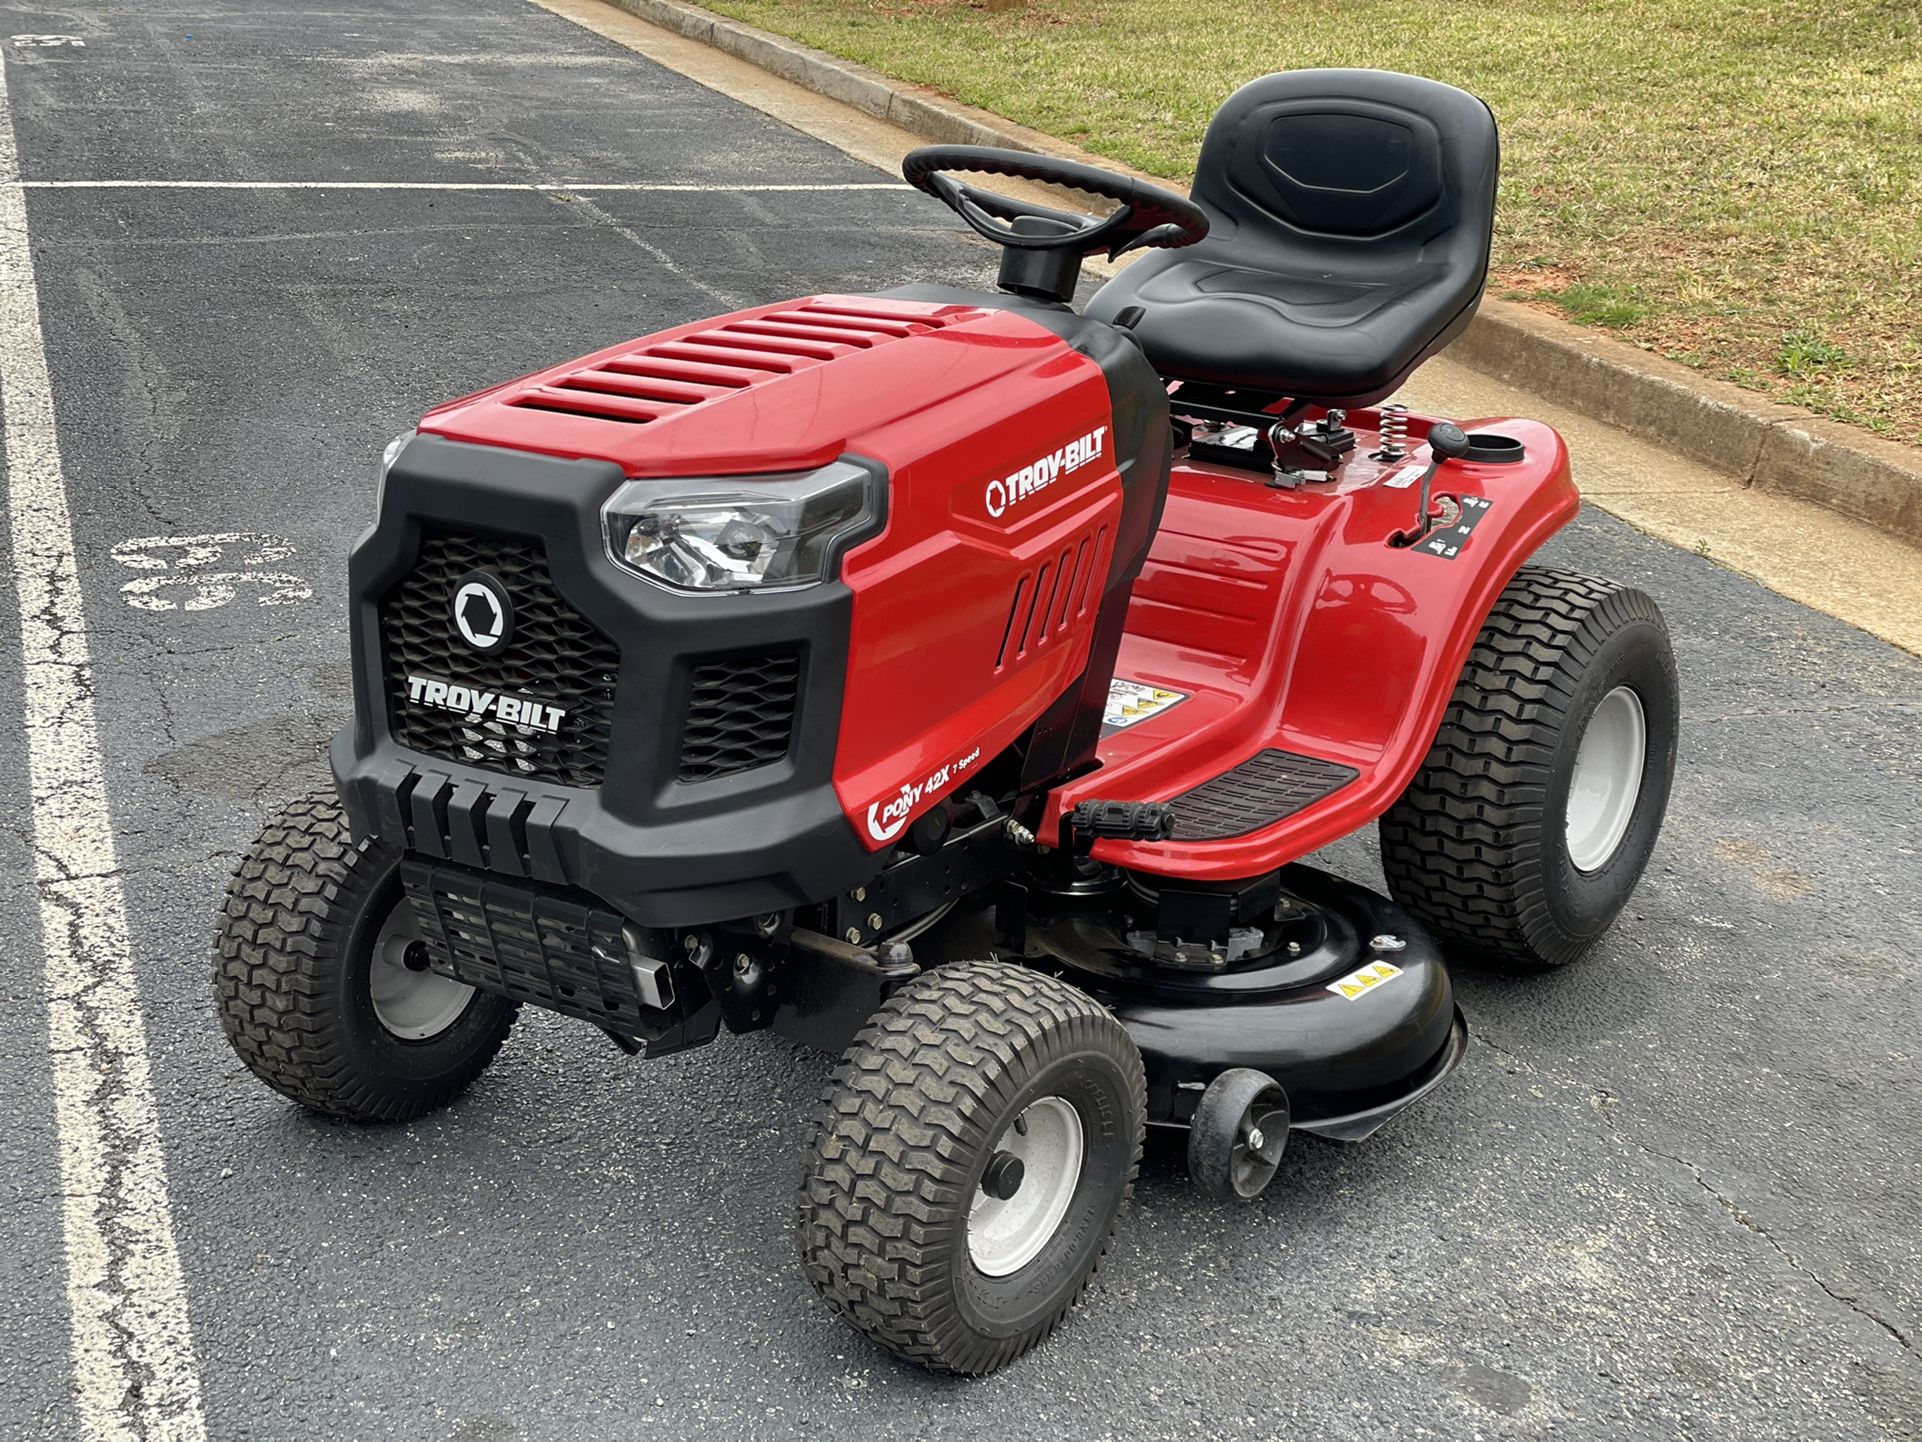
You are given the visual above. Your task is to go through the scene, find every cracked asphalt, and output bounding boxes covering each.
[0,2,1918,1439]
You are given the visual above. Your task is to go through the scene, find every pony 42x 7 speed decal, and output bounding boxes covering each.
[865,742,985,843]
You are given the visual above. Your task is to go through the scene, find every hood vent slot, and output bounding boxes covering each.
[506,300,975,425]
[996,525,1109,671]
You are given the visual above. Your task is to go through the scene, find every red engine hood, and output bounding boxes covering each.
[420,294,1068,477]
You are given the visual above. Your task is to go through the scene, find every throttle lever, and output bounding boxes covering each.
[1391,421,1471,546]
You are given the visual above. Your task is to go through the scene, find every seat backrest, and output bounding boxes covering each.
[1192,69,1497,278]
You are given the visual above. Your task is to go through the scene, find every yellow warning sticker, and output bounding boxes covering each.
[1103,678,1188,732]
[1325,961,1404,1001]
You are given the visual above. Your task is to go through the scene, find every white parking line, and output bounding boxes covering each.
[6,178,912,191]
[0,56,207,1442]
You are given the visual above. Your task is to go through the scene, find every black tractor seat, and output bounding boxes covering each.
[1087,69,1499,410]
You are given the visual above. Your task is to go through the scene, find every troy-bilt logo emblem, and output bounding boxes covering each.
[864,744,984,843]
[984,425,1108,519]
[452,572,512,653]
[406,675,567,734]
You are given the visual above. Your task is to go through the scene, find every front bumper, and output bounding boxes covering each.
[333,434,881,927]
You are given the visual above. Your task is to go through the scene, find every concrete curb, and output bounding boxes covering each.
[603,0,1922,546]
[1448,308,1922,542]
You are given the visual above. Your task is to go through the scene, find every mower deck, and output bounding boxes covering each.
[1009,863,1468,1137]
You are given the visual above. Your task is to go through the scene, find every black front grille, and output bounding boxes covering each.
[381,531,620,788]
[400,860,666,1033]
[678,652,801,782]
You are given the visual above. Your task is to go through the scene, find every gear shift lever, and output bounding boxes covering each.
[1393,422,1470,546]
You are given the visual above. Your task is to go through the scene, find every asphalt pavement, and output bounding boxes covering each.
[0,3,1917,1440]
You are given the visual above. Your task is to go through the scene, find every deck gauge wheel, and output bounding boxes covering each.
[1187,1068,1291,1200]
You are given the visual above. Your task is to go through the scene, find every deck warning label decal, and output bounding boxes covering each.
[1102,679,1188,733]
[1327,961,1404,1000]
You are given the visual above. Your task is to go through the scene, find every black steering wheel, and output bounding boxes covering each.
[903,145,1209,260]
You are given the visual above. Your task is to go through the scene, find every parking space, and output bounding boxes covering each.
[1,3,1918,1440]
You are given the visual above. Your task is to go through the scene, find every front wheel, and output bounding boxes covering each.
[213,789,518,1121]
[1379,566,1679,967]
[795,960,1145,1375]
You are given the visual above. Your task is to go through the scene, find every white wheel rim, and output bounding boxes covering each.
[1565,685,1648,873]
[967,1097,1084,1278]
[367,903,475,1041]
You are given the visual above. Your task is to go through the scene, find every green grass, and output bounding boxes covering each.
[1542,284,1650,329]
[701,0,1922,442]
[1777,330,1850,375]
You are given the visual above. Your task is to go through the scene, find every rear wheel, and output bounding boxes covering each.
[213,789,518,1121]
[795,960,1145,1375]
[1379,567,1679,967]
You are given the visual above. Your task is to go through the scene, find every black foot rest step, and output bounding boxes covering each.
[1164,749,1360,841]
[1072,799,1177,841]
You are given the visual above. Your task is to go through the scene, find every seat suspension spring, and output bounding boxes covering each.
[1376,403,1409,461]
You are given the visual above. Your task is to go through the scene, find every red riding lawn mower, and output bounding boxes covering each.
[217,70,1678,1374]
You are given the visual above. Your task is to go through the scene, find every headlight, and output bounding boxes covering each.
[375,429,414,517]
[602,461,879,592]
[381,431,413,473]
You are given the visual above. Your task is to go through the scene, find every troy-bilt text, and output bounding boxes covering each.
[406,674,567,733]
[984,426,1107,518]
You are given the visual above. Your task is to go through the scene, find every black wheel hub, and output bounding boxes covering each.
[980,1150,1026,1201]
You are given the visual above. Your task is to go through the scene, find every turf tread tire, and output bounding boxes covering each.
[1379,565,1677,967]
[795,960,1145,1375]
[213,789,517,1121]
